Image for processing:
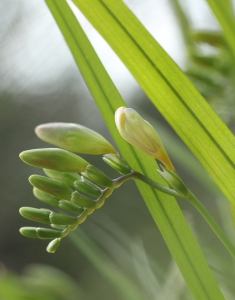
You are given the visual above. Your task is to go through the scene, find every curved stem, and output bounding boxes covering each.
[187,191,235,258]
[131,169,235,258]
[131,171,183,198]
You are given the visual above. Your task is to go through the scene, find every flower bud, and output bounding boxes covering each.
[35,122,117,155]
[84,165,113,187]
[29,175,73,201]
[46,238,61,253]
[102,154,132,175]
[115,107,174,171]
[74,177,102,197]
[49,212,78,225]
[19,148,88,173]
[157,166,189,197]
[71,191,97,209]
[59,200,85,215]
[33,188,60,207]
[20,227,38,238]
[19,207,52,224]
[43,169,81,186]
[36,228,62,239]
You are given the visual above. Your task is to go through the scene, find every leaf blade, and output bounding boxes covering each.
[72,0,235,208]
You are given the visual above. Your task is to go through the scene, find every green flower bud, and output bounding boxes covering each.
[43,169,81,186]
[157,166,189,198]
[20,227,38,238]
[115,107,174,171]
[33,188,60,207]
[49,212,78,225]
[19,148,88,173]
[35,122,117,155]
[46,238,61,253]
[59,200,84,215]
[36,228,62,239]
[29,175,73,201]
[102,154,132,175]
[84,165,113,188]
[19,207,52,224]
[74,177,102,197]
[71,191,97,209]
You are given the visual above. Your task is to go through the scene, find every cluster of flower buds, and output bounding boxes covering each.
[19,108,183,253]
[19,122,131,253]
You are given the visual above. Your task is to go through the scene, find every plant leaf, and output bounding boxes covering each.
[45,1,225,299]
[72,0,235,209]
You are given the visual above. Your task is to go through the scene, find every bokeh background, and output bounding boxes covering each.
[1,0,235,299]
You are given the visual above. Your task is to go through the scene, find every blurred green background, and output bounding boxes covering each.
[1,0,235,299]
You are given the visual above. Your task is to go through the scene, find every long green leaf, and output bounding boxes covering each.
[72,0,235,208]
[45,1,225,299]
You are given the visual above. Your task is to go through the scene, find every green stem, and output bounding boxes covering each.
[187,191,235,258]
[131,171,182,198]
[132,169,235,258]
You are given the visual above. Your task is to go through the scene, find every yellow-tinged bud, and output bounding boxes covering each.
[35,123,117,155]
[115,107,174,171]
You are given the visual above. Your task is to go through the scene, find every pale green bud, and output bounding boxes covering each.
[49,212,78,225]
[43,169,81,186]
[35,122,117,155]
[46,238,61,253]
[102,154,131,175]
[71,191,97,209]
[29,175,73,201]
[74,177,102,197]
[115,107,174,171]
[19,148,88,173]
[33,188,60,207]
[84,165,113,188]
[20,227,38,238]
[59,200,85,215]
[36,228,62,239]
[157,166,189,198]
[19,207,52,224]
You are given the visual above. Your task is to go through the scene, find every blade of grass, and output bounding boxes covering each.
[45,1,225,299]
[72,0,235,208]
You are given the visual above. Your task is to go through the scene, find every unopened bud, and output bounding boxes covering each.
[115,107,174,171]
[74,177,102,197]
[157,166,189,198]
[102,154,131,175]
[49,212,78,225]
[19,148,88,173]
[20,227,38,238]
[46,238,61,253]
[33,188,60,207]
[35,122,117,155]
[71,191,97,209]
[84,165,113,187]
[19,207,52,224]
[29,175,73,201]
[36,228,62,239]
[43,169,81,186]
[59,200,84,215]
